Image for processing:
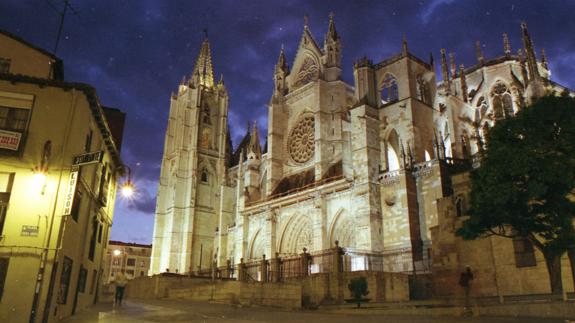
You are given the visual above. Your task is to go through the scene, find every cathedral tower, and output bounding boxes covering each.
[151,34,229,274]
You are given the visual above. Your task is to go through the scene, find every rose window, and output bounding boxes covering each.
[288,115,315,163]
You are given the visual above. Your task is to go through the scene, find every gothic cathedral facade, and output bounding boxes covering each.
[150,17,572,277]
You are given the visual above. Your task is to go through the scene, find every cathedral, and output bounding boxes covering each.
[150,15,572,291]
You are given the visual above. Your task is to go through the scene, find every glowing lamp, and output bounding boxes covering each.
[121,182,135,197]
[120,165,136,198]
[113,249,121,256]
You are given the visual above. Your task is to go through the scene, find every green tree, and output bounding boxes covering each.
[347,276,370,307]
[457,96,575,294]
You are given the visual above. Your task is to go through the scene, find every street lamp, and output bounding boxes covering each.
[113,249,121,256]
[32,167,47,189]
[31,141,51,194]
[120,165,135,198]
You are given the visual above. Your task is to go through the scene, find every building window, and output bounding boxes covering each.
[0,58,10,73]
[70,189,82,222]
[112,257,120,266]
[0,106,31,152]
[0,258,8,301]
[140,271,144,277]
[77,266,87,293]
[140,260,145,267]
[491,81,514,119]
[57,257,73,304]
[97,223,103,243]
[0,193,9,237]
[126,269,135,277]
[417,74,430,104]
[88,219,97,261]
[513,236,537,268]
[126,258,136,267]
[381,73,399,105]
[84,130,93,152]
[0,173,14,236]
[90,269,98,294]
[201,169,209,183]
[0,106,30,132]
[98,164,109,206]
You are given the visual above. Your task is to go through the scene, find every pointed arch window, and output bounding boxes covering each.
[202,105,211,124]
[476,96,488,120]
[443,123,452,158]
[381,73,399,105]
[491,82,514,119]
[416,74,430,104]
[200,168,209,183]
[385,129,400,171]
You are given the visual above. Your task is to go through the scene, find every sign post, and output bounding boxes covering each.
[72,151,103,166]
[63,166,79,216]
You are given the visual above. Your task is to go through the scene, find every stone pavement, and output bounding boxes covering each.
[63,299,567,323]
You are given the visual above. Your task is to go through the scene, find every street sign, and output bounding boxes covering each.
[21,225,39,237]
[72,151,103,166]
[63,166,79,216]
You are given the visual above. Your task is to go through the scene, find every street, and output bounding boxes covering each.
[63,299,566,323]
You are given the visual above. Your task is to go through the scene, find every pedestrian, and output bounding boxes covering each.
[459,266,474,314]
[114,270,128,306]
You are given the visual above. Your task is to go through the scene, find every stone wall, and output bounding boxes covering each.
[117,271,408,309]
[298,271,409,307]
[168,280,301,309]
[431,173,575,298]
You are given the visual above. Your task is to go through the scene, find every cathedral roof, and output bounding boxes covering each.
[229,124,251,166]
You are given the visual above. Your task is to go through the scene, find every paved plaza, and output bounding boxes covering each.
[63,299,567,323]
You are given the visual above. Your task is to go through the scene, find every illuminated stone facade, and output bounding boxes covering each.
[151,18,574,297]
[0,30,125,322]
[102,240,152,283]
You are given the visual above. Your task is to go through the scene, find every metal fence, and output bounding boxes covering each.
[200,246,430,283]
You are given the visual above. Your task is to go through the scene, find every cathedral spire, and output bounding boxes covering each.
[440,48,450,93]
[217,73,227,94]
[449,52,456,78]
[475,41,484,65]
[326,12,339,42]
[540,48,548,70]
[402,34,408,57]
[274,45,289,97]
[518,49,529,86]
[459,64,468,103]
[324,12,342,71]
[276,44,289,73]
[191,31,215,88]
[248,120,262,158]
[521,21,540,81]
[502,33,511,57]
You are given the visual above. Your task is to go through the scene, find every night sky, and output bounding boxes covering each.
[1,1,574,244]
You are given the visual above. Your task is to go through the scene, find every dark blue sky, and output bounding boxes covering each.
[1,1,574,244]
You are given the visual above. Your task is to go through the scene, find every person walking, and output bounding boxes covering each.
[114,270,128,306]
[459,266,474,315]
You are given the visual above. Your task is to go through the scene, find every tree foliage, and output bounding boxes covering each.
[348,276,369,300]
[457,96,575,292]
